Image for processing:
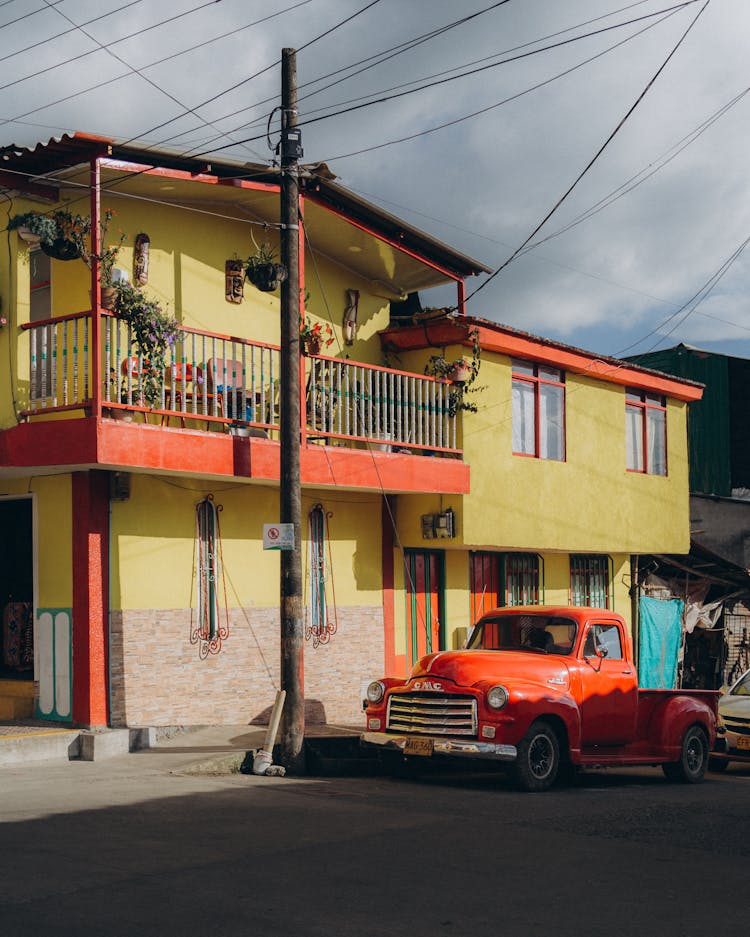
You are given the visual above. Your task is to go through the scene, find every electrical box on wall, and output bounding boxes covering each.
[421,508,455,540]
[421,514,436,539]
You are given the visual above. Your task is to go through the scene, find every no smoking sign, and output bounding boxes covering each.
[263,523,295,551]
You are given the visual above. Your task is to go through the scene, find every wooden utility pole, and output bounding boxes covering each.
[278,47,305,773]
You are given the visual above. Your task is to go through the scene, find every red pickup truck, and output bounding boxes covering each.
[362,606,718,791]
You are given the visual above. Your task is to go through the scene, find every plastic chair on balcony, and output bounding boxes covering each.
[163,362,198,427]
[206,358,250,423]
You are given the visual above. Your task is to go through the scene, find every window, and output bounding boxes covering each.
[626,389,666,475]
[583,623,623,660]
[570,554,612,609]
[506,553,541,605]
[512,359,565,460]
[470,552,542,622]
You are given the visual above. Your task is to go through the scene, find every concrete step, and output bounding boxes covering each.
[0,725,154,767]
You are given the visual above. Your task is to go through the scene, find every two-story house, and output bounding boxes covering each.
[0,132,702,729]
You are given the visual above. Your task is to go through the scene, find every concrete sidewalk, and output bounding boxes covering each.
[0,719,365,772]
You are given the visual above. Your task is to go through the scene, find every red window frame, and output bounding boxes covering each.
[511,359,565,461]
[625,389,667,475]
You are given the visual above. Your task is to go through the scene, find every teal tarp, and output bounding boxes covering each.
[639,596,684,689]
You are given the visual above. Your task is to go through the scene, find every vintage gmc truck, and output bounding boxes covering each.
[362,606,718,791]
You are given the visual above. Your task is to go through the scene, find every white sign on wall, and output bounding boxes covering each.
[263,523,295,551]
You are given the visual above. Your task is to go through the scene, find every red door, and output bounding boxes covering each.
[470,552,501,624]
[406,551,442,666]
[577,621,638,746]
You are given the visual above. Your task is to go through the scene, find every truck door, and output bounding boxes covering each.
[578,621,638,746]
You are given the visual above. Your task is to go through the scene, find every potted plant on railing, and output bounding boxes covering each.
[299,314,334,355]
[72,208,127,310]
[113,283,182,409]
[245,242,287,292]
[424,327,482,416]
[8,209,90,259]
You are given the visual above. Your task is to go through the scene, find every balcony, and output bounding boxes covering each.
[6,310,470,495]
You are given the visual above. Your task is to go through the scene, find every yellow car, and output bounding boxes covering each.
[710,668,750,771]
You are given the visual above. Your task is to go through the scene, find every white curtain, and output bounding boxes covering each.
[512,380,535,454]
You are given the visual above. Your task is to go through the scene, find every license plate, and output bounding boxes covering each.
[737,736,750,751]
[404,737,433,757]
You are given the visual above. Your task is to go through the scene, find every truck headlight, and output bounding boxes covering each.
[486,685,508,710]
[366,681,385,705]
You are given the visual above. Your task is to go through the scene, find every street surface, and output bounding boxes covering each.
[1,734,748,937]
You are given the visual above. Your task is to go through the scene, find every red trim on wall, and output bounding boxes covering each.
[381,322,704,403]
[381,497,396,675]
[72,471,109,727]
[0,420,469,494]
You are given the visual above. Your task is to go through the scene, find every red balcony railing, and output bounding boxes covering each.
[20,311,461,456]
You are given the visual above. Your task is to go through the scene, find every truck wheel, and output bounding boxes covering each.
[513,720,559,792]
[662,725,709,783]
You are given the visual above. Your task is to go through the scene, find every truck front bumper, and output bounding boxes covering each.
[362,732,517,762]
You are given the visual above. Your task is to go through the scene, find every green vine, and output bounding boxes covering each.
[113,283,182,408]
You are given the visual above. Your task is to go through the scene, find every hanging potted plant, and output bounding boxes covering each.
[7,211,57,246]
[72,208,127,309]
[245,242,287,292]
[7,209,90,259]
[113,283,182,408]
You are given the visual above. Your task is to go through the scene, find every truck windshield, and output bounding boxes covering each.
[467,614,577,655]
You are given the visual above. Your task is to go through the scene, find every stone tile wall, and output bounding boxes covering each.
[109,605,384,728]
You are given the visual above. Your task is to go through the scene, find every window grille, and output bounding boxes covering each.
[506,553,541,605]
[306,504,337,647]
[570,554,612,609]
[192,494,229,657]
[470,552,543,621]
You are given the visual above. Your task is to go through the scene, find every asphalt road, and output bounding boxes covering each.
[1,743,748,937]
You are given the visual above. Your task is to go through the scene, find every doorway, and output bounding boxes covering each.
[0,497,34,681]
[404,549,445,666]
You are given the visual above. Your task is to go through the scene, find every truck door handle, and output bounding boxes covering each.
[621,669,633,674]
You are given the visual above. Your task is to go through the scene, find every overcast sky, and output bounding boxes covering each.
[1,0,747,360]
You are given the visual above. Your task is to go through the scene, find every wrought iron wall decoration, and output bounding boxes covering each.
[305,503,338,647]
[191,494,229,658]
[133,233,150,285]
[225,258,245,304]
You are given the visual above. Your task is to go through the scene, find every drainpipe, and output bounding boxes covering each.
[630,555,640,671]
[90,157,102,420]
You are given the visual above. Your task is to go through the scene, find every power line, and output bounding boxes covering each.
[614,233,750,356]
[0,1,309,147]
[118,0,382,151]
[178,0,514,155]
[459,0,712,311]
[33,0,268,163]
[203,0,697,158]
[0,0,143,68]
[0,0,65,31]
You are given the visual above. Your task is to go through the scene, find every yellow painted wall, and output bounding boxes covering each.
[111,475,384,610]
[393,352,690,556]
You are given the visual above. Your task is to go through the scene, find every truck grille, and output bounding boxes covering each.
[387,693,477,736]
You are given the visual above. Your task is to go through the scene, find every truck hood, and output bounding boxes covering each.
[409,650,570,691]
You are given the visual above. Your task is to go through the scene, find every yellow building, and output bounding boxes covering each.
[0,133,701,729]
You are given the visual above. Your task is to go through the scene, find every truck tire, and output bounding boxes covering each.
[662,725,709,783]
[513,720,559,792]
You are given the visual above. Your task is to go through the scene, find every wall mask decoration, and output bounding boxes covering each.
[133,233,150,286]
[343,288,359,345]
[225,259,245,304]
